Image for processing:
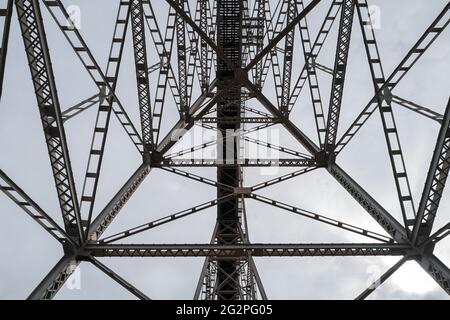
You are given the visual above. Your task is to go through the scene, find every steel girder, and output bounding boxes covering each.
[356,0,416,231]
[131,0,154,150]
[15,0,84,242]
[176,0,189,117]
[280,0,296,116]
[214,0,243,300]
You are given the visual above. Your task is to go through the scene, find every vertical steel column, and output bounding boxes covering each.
[216,0,243,300]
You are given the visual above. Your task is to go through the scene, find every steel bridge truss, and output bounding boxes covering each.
[0,0,450,300]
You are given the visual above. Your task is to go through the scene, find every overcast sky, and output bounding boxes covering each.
[0,0,449,299]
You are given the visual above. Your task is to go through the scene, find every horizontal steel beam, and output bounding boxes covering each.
[88,243,409,257]
[157,158,317,167]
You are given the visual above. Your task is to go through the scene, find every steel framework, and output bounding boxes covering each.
[0,0,449,300]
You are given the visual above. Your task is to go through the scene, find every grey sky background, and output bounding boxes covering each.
[0,0,449,299]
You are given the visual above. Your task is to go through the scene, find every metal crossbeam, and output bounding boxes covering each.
[89,243,408,257]
[157,158,317,167]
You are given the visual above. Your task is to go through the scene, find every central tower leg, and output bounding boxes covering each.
[216,0,243,300]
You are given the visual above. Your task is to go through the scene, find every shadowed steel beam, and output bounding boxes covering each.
[175,0,189,117]
[131,0,154,149]
[412,98,450,244]
[90,257,151,300]
[248,255,267,299]
[424,222,450,247]
[355,256,409,300]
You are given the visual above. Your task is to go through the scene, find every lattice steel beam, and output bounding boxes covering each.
[89,243,409,257]
[324,0,355,150]
[0,0,13,100]
[131,0,154,150]
[15,0,84,242]
[412,98,450,244]
[79,0,132,238]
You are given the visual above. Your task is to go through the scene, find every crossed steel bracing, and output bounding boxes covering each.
[0,0,449,300]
